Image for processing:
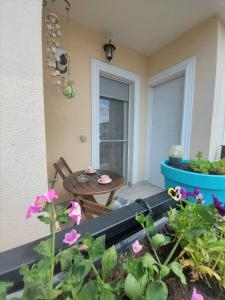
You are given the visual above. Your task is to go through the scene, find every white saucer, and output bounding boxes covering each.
[98,178,112,184]
[85,169,96,174]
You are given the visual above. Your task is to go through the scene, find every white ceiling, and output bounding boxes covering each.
[49,0,225,55]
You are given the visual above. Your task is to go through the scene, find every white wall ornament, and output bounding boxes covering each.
[45,8,75,99]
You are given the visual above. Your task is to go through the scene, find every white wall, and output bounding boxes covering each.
[0,0,48,251]
[209,19,225,159]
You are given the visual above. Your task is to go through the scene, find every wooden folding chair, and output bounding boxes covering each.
[53,157,73,180]
[53,157,112,220]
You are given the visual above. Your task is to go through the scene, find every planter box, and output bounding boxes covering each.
[161,160,225,205]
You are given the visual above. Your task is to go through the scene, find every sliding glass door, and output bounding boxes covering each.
[99,76,129,182]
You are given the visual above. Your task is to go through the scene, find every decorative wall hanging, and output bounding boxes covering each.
[45,0,75,99]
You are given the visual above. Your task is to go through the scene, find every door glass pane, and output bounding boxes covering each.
[100,98,128,140]
[100,141,128,179]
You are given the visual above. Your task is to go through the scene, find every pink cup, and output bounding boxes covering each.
[100,175,109,182]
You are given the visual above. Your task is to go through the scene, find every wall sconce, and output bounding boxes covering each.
[103,40,116,62]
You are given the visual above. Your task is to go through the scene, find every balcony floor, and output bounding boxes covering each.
[95,182,162,206]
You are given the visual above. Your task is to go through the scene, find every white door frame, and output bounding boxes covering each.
[91,58,141,184]
[145,57,196,182]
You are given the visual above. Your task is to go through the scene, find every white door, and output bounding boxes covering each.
[150,76,185,188]
[99,76,129,183]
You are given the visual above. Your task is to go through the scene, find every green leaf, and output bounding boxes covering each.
[34,238,52,258]
[37,215,53,224]
[145,215,154,232]
[135,214,146,226]
[184,226,206,240]
[170,261,186,284]
[102,245,117,280]
[83,233,93,248]
[160,265,170,279]
[219,260,225,276]
[206,240,225,252]
[142,253,157,268]
[124,259,144,280]
[124,273,143,300]
[89,235,105,260]
[57,215,70,223]
[139,274,148,295]
[146,281,168,300]
[0,281,13,299]
[78,280,97,300]
[57,246,79,271]
[151,234,171,250]
[99,289,116,300]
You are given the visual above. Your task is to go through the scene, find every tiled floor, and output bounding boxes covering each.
[95,182,162,205]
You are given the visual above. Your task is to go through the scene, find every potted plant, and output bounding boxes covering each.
[161,152,225,205]
[1,188,225,299]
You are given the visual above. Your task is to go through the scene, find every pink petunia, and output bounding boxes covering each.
[26,189,59,219]
[69,201,82,225]
[26,205,43,219]
[63,229,81,245]
[191,287,204,300]
[132,240,143,254]
[34,189,59,205]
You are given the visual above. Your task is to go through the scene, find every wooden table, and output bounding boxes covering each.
[63,169,124,206]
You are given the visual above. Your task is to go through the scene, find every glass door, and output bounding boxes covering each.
[99,77,129,182]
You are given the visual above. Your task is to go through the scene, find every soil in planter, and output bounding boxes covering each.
[108,239,225,300]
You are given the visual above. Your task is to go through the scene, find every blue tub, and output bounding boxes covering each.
[161,160,225,205]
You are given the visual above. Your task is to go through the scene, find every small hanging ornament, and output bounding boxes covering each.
[63,81,75,99]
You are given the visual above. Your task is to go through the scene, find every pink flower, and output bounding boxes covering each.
[191,288,204,300]
[132,240,143,254]
[69,201,81,225]
[63,229,81,245]
[26,189,59,219]
[34,189,59,205]
[26,205,43,219]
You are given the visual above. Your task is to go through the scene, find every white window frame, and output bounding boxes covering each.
[91,58,140,184]
[145,56,196,181]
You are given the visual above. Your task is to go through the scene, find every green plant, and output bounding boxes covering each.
[168,200,225,287]
[210,160,225,174]
[121,214,186,300]
[196,151,203,160]
[188,159,211,174]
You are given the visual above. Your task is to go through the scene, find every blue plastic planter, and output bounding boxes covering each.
[161,160,225,205]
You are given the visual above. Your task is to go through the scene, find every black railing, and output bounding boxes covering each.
[0,191,174,293]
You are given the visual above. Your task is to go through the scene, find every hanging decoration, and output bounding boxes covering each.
[45,0,75,99]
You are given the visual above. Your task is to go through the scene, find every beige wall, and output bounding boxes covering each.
[0,0,48,252]
[147,16,218,159]
[44,13,224,203]
[44,12,148,200]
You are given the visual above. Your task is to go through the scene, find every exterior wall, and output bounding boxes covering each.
[147,16,218,159]
[43,12,148,200]
[0,0,48,251]
[209,19,225,159]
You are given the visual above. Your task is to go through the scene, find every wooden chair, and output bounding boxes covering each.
[53,157,112,220]
[53,157,73,180]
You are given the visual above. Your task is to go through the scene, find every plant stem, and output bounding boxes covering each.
[164,237,182,265]
[145,231,161,266]
[50,205,56,289]
[90,255,105,286]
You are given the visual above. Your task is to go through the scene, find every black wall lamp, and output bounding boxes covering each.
[103,40,116,62]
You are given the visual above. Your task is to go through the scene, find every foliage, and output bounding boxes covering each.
[121,214,186,300]
[188,159,212,174]
[210,160,225,174]
[2,187,225,299]
[168,200,225,288]
[188,151,225,174]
